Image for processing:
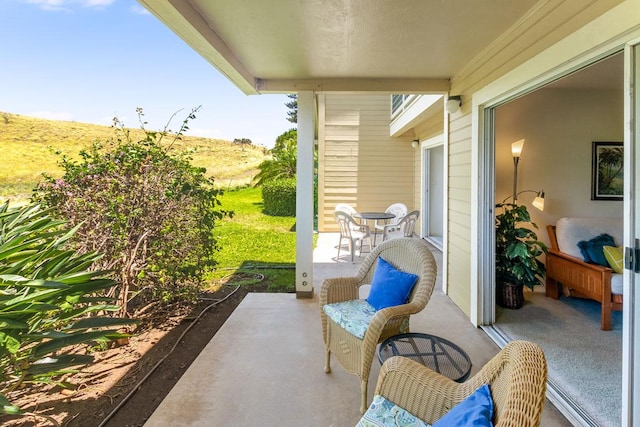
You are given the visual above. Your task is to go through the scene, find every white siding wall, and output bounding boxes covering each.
[318,94,416,232]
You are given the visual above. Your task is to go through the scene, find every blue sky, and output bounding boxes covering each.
[1,0,293,148]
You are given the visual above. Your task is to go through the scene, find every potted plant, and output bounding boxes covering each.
[495,203,548,309]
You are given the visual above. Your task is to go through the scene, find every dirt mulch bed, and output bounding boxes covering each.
[1,282,267,427]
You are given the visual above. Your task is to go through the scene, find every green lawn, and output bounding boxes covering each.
[207,186,300,292]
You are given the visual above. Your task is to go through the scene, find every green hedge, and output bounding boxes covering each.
[262,178,296,216]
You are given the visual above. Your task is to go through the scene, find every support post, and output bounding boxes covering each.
[296,91,315,298]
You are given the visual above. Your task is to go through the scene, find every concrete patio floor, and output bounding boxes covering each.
[145,234,572,426]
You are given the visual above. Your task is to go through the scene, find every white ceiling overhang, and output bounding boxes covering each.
[138,0,545,95]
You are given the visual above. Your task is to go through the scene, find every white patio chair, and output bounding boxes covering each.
[374,202,407,245]
[335,203,368,233]
[334,210,371,262]
[383,210,420,241]
[335,203,357,216]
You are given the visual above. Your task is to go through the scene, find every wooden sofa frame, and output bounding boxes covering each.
[546,225,622,330]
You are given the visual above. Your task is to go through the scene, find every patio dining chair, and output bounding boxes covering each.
[382,210,420,241]
[335,203,368,234]
[373,202,407,245]
[335,210,372,262]
[320,237,437,413]
[360,340,547,427]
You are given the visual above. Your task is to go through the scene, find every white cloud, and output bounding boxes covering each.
[24,0,114,11]
[83,0,114,7]
[29,111,75,121]
[130,5,150,15]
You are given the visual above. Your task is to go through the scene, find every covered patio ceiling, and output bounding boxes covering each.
[139,0,546,94]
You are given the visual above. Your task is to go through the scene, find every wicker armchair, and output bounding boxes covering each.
[320,237,437,413]
[373,340,547,426]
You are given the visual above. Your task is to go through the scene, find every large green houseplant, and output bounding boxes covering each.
[495,203,548,309]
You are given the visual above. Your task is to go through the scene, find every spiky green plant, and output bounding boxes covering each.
[0,202,135,416]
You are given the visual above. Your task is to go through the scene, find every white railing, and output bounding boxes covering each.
[390,94,416,119]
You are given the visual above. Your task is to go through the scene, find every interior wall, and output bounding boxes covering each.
[495,87,624,247]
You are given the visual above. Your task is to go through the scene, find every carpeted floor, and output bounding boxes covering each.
[496,290,622,427]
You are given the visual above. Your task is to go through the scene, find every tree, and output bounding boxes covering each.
[273,128,297,153]
[253,137,297,186]
[285,94,297,123]
[233,138,252,151]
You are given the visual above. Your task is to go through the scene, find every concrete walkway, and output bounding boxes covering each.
[145,234,571,426]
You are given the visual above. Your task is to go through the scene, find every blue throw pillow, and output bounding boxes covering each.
[577,233,615,266]
[366,257,419,311]
[432,384,494,427]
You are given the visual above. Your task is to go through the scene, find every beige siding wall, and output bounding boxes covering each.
[446,114,472,311]
[318,94,416,232]
[442,0,631,316]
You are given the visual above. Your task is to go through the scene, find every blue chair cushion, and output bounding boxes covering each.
[323,299,376,339]
[356,394,431,427]
[366,257,419,311]
[432,384,494,427]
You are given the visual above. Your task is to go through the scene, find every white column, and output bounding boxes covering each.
[296,91,315,298]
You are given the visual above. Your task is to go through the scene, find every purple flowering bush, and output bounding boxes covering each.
[33,108,229,316]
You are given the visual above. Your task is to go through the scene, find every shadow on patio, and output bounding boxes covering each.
[144,234,571,426]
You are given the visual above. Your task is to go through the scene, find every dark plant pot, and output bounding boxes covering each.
[496,281,524,309]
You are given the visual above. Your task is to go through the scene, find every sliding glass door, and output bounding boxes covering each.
[622,38,640,427]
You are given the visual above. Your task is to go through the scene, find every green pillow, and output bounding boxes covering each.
[603,245,624,274]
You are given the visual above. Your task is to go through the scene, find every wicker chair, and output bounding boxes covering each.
[320,237,437,413]
[372,340,547,426]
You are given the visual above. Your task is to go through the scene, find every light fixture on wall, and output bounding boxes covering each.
[445,95,462,114]
[511,139,525,203]
[411,139,419,148]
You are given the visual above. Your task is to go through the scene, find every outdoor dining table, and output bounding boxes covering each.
[353,212,395,246]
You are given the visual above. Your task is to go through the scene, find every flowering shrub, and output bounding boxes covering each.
[33,108,229,315]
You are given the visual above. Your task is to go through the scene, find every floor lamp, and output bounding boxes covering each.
[511,139,525,203]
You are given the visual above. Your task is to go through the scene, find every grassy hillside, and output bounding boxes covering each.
[0,112,270,202]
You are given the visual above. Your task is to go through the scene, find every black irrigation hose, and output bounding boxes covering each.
[97,282,246,427]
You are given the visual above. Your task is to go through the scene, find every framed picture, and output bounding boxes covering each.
[591,141,623,201]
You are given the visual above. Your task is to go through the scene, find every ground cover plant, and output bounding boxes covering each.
[0,203,136,421]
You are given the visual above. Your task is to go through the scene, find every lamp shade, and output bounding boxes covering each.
[511,139,525,158]
[532,191,545,211]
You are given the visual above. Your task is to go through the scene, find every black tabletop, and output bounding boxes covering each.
[354,212,395,220]
[378,333,472,382]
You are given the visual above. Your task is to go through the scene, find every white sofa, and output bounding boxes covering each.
[546,217,623,330]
